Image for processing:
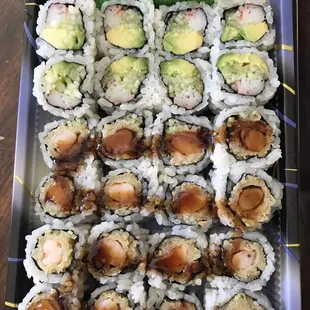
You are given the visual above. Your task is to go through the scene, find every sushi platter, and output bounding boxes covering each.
[6,0,299,309]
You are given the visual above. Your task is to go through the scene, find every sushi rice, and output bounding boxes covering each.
[94,53,156,113]
[88,282,146,310]
[147,286,203,309]
[210,106,281,170]
[155,2,221,58]
[213,0,275,51]
[34,154,102,225]
[38,116,98,169]
[207,230,275,291]
[36,0,96,59]
[33,54,95,119]
[152,112,213,175]
[210,165,283,230]
[153,55,212,115]
[87,221,149,284]
[147,225,208,289]
[96,110,153,168]
[24,220,89,284]
[204,287,275,309]
[210,40,280,111]
[96,0,155,57]
[155,174,215,231]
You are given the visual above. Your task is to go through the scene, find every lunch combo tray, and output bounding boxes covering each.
[5,0,299,309]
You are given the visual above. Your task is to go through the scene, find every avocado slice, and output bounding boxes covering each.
[239,22,268,42]
[163,31,203,55]
[221,25,243,42]
[160,59,199,77]
[106,26,146,49]
[110,56,148,77]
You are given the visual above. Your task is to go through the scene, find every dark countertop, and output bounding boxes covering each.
[0,0,309,309]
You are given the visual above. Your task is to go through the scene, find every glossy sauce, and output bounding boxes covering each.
[238,186,264,211]
[169,131,205,155]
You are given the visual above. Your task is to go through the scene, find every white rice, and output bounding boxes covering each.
[209,41,280,111]
[207,230,275,291]
[23,220,89,284]
[33,54,96,119]
[87,222,149,284]
[152,112,213,175]
[36,0,97,59]
[96,0,155,57]
[147,225,208,289]
[213,0,275,51]
[38,116,98,169]
[211,166,283,229]
[100,162,156,222]
[153,55,212,115]
[210,106,281,170]
[147,286,203,310]
[88,282,146,310]
[96,110,153,168]
[155,2,221,59]
[204,287,275,309]
[155,174,215,231]
[94,53,156,113]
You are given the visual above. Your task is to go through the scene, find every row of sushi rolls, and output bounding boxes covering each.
[20,0,283,309]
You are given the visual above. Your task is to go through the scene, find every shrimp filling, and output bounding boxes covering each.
[149,236,204,284]
[91,230,141,277]
[26,289,63,310]
[159,299,196,310]
[219,293,264,310]
[93,290,132,310]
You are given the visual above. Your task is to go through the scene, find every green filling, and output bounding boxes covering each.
[42,61,86,99]
[160,59,203,97]
[103,56,148,94]
[221,7,268,43]
[216,53,269,85]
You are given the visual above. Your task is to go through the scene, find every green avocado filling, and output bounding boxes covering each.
[105,7,146,49]
[160,59,203,98]
[103,56,148,95]
[40,5,85,50]
[163,10,205,55]
[221,6,268,43]
[216,53,269,85]
[42,61,86,99]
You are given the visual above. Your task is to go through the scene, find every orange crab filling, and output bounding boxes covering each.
[103,129,140,158]
[238,186,264,211]
[45,176,74,212]
[172,187,207,214]
[106,182,137,204]
[168,131,206,156]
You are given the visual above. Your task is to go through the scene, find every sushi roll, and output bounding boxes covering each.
[207,231,275,291]
[87,222,148,284]
[24,221,88,284]
[36,0,96,59]
[87,282,146,310]
[33,55,95,119]
[214,0,275,51]
[100,165,156,222]
[152,112,213,175]
[155,174,216,231]
[204,288,274,309]
[147,287,202,310]
[96,111,152,168]
[18,283,81,310]
[154,56,212,114]
[94,54,155,113]
[155,2,220,58]
[211,165,283,231]
[39,117,98,169]
[210,43,280,110]
[210,106,281,170]
[96,0,155,57]
[147,226,208,288]
[35,156,102,224]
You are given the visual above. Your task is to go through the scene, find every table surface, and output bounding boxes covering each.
[0,0,309,308]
